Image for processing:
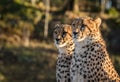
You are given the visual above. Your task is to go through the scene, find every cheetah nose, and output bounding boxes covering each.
[56,38,60,41]
[73,32,78,35]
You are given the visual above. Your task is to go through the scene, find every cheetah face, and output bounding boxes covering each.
[71,17,101,42]
[53,24,72,48]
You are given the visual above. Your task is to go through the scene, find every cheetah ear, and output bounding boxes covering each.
[64,25,72,34]
[67,25,72,34]
[55,24,60,27]
[94,17,101,28]
[53,24,60,30]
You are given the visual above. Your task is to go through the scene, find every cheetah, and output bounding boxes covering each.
[70,17,120,82]
[53,24,75,82]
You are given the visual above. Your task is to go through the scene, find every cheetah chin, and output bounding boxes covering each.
[56,41,68,48]
[74,36,86,42]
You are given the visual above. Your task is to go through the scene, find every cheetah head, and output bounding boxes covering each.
[71,17,101,42]
[53,24,72,48]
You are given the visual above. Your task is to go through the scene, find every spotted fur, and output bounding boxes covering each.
[71,17,120,82]
[53,24,75,82]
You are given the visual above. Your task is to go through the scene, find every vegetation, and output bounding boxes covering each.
[0,42,57,82]
[0,0,120,82]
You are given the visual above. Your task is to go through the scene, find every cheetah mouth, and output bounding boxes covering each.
[73,35,77,39]
[73,34,78,39]
[73,34,80,40]
[55,41,68,48]
[74,36,86,42]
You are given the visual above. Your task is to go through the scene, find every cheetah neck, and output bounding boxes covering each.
[75,35,103,54]
[58,39,75,57]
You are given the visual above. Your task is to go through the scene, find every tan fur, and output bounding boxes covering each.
[71,17,120,82]
[53,24,75,82]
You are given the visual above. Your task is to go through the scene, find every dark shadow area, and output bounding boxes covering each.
[0,46,57,82]
[105,17,120,53]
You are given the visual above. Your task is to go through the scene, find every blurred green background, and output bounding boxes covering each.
[0,0,120,82]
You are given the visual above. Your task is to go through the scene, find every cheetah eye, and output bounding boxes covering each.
[62,31,67,37]
[72,23,75,27]
[80,24,86,31]
[54,31,57,34]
